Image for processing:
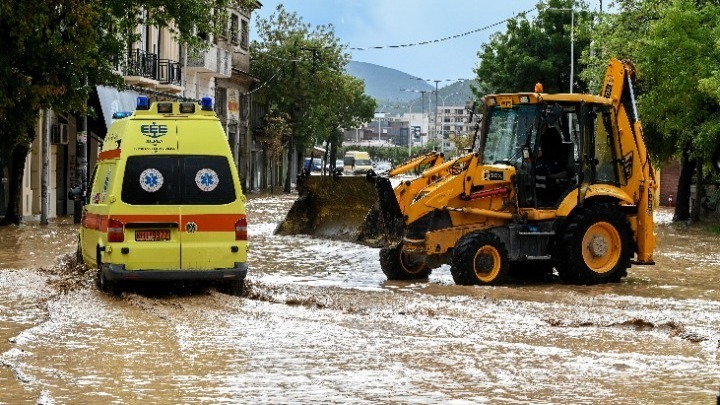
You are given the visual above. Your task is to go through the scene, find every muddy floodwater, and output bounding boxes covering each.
[1,194,720,404]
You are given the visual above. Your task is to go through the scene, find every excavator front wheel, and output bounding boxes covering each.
[554,202,633,284]
[451,232,509,286]
[379,243,431,280]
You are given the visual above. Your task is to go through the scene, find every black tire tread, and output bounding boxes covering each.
[379,243,431,280]
[450,231,509,286]
[553,202,633,284]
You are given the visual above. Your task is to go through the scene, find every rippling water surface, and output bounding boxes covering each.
[1,194,719,403]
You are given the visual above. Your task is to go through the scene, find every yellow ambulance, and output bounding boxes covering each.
[77,96,248,295]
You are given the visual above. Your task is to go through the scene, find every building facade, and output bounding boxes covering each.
[13,3,262,222]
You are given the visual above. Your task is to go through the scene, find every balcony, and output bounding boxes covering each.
[186,45,232,78]
[156,59,183,93]
[121,49,159,87]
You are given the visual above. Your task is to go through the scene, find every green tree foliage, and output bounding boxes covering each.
[250,5,375,183]
[582,0,720,221]
[474,0,594,95]
[0,0,254,223]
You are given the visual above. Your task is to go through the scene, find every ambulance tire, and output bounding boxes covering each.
[75,235,83,265]
[220,279,245,297]
[96,247,121,296]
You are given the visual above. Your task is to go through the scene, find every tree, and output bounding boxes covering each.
[250,5,375,190]
[582,0,720,222]
[0,0,253,224]
[474,0,594,95]
[260,111,291,193]
[312,75,375,172]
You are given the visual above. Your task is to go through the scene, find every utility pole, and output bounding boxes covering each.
[400,88,429,148]
[41,109,50,225]
[434,80,440,152]
[74,81,88,223]
[284,47,298,193]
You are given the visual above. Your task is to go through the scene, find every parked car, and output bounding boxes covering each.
[303,157,323,172]
[325,159,345,172]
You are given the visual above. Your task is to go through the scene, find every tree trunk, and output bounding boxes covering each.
[0,137,32,225]
[284,133,293,193]
[673,146,694,222]
[690,156,703,223]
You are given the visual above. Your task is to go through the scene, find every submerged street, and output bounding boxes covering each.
[1,193,720,403]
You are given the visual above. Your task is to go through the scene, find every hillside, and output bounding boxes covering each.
[346,61,433,102]
[346,61,479,113]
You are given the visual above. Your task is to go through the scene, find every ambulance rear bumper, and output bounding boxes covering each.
[101,262,248,282]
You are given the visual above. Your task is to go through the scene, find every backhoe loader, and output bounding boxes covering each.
[371,58,657,285]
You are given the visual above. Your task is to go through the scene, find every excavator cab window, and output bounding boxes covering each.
[582,105,623,186]
[530,103,582,207]
[481,104,538,165]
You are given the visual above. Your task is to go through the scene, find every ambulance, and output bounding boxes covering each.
[76,96,248,295]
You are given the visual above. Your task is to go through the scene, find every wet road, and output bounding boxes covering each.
[1,194,720,403]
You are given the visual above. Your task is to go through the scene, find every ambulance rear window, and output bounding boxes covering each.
[122,155,235,205]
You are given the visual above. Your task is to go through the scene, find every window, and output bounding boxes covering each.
[483,104,537,164]
[593,107,621,184]
[215,87,227,119]
[122,155,236,205]
[241,20,249,49]
[230,14,239,44]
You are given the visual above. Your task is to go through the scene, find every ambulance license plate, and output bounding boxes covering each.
[135,230,170,241]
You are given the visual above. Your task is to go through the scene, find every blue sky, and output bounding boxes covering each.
[253,1,542,86]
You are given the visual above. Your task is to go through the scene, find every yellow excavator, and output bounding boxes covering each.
[277,58,656,285]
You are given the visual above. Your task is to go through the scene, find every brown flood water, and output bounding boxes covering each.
[1,194,720,404]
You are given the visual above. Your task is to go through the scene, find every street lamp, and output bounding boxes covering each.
[433,80,440,152]
[400,88,429,148]
[438,92,460,152]
[375,105,388,145]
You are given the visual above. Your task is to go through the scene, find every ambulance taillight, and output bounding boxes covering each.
[235,218,247,241]
[107,219,125,242]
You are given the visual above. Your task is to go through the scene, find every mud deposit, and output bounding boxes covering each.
[1,195,720,403]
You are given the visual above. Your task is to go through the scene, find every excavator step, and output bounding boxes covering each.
[518,231,555,236]
[525,255,552,260]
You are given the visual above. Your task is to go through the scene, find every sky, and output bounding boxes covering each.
[253,1,542,86]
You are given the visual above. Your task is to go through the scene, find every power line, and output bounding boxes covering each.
[348,7,537,51]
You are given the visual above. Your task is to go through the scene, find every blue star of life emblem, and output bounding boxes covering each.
[139,168,164,192]
[195,168,219,192]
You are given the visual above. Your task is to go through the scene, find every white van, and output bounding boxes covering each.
[343,151,373,175]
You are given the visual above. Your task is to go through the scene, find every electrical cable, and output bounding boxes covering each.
[348,7,537,51]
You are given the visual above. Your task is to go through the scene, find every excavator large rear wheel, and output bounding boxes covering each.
[451,232,509,286]
[553,202,633,284]
[379,243,431,280]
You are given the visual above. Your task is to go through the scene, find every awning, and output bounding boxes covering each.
[96,85,142,130]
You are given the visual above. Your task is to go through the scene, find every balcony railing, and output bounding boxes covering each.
[112,49,183,88]
[125,49,158,79]
[158,59,182,86]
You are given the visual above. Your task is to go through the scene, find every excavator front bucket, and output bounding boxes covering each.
[274,173,407,247]
[274,175,382,244]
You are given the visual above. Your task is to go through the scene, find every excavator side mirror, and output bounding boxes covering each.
[522,147,531,160]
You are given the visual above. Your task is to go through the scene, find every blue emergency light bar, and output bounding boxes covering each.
[112,111,133,119]
[136,96,150,110]
[201,96,213,111]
